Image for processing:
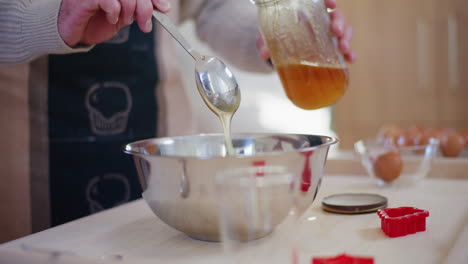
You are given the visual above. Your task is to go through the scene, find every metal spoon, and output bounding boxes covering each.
[152,10,240,114]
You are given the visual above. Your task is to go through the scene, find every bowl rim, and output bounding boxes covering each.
[123,133,338,160]
[354,137,440,155]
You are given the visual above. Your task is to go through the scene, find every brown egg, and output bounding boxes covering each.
[391,129,421,148]
[426,129,442,139]
[431,128,455,139]
[402,130,423,147]
[373,151,404,183]
[419,132,435,146]
[408,125,427,134]
[440,133,465,158]
[407,125,427,146]
[411,132,433,155]
[402,132,415,146]
[377,125,406,148]
[377,124,402,140]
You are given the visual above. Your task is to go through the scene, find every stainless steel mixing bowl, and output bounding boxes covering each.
[124,133,337,241]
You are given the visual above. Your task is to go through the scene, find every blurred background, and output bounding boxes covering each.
[176,0,468,150]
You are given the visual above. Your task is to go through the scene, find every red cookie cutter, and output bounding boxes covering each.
[377,207,429,237]
[312,253,374,264]
[252,160,266,177]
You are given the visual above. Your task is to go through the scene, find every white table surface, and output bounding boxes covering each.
[1,175,468,264]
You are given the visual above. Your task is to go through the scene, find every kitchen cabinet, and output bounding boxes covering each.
[334,0,468,148]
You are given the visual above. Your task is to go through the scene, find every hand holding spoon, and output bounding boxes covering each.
[152,10,240,154]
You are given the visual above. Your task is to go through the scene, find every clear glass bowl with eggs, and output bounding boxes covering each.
[354,137,439,187]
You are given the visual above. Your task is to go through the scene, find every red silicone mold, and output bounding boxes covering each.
[377,207,429,237]
[312,253,374,264]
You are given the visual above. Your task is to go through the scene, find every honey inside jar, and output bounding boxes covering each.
[276,63,349,110]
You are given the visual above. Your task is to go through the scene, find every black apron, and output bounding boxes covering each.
[48,23,158,226]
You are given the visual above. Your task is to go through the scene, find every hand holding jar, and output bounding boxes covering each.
[253,0,354,110]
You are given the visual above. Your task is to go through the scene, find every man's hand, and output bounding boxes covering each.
[325,0,355,62]
[58,0,171,47]
[257,0,356,63]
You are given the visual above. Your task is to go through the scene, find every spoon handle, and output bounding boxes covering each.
[152,10,202,61]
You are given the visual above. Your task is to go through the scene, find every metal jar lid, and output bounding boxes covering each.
[322,193,388,214]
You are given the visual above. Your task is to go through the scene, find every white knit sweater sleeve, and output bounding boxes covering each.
[0,0,90,65]
[180,0,273,73]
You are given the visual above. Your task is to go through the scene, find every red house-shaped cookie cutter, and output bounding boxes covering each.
[377,207,429,237]
[312,253,374,264]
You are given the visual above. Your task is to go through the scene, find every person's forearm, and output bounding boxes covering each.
[0,0,90,65]
[188,0,272,73]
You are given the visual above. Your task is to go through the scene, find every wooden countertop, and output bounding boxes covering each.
[1,175,468,264]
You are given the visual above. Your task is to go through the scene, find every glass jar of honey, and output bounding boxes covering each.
[251,0,349,110]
